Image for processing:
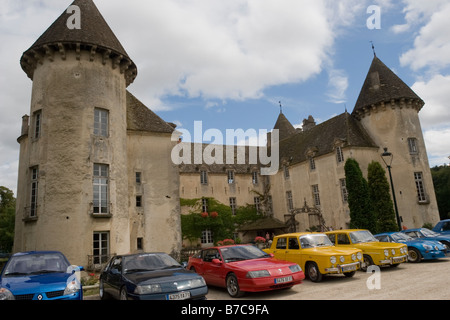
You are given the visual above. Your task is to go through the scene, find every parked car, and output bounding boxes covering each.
[432,219,450,235]
[0,251,83,300]
[99,252,207,300]
[187,244,304,297]
[374,232,448,262]
[326,229,408,270]
[264,232,363,282]
[401,228,450,249]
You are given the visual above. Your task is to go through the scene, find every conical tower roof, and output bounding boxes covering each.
[20,0,137,85]
[352,56,423,117]
[273,112,297,141]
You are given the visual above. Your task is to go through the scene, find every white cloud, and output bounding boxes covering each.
[423,128,450,167]
[326,69,349,104]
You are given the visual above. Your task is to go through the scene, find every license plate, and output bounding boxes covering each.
[167,291,191,300]
[274,276,293,284]
[342,265,356,272]
[393,256,406,263]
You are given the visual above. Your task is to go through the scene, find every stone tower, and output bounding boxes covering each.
[15,0,138,264]
[352,56,440,228]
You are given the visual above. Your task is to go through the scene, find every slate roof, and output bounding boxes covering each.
[278,112,378,167]
[353,56,423,114]
[126,91,175,134]
[21,0,137,85]
[273,112,297,141]
[238,216,287,232]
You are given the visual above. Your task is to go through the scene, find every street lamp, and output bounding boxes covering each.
[380,148,402,230]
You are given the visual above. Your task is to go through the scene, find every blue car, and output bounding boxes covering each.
[99,252,207,300]
[402,228,450,252]
[433,219,450,235]
[0,251,83,300]
[375,232,448,263]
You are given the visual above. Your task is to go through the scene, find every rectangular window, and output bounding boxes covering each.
[200,170,208,185]
[137,237,143,250]
[34,110,41,139]
[94,108,109,137]
[254,196,261,214]
[414,172,427,202]
[136,195,142,207]
[309,157,316,170]
[30,166,39,218]
[336,146,344,163]
[229,197,237,215]
[93,232,109,265]
[340,178,348,203]
[286,191,293,211]
[93,164,109,214]
[284,166,290,179]
[408,138,419,154]
[201,229,213,244]
[135,172,141,184]
[201,198,208,213]
[312,184,321,207]
[252,171,258,184]
[227,170,235,184]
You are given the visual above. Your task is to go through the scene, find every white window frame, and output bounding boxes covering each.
[30,166,39,218]
[93,164,109,214]
[312,184,321,207]
[94,108,109,137]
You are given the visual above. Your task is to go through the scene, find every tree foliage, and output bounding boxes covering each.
[368,161,399,233]
[344,159,376,233]
[431,165,450,220]
[0,186,15,252]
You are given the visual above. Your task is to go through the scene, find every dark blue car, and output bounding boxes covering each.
[99,252,207,300]
[433,219,450,235]
[0,251,83,300]
[375,232,448,263]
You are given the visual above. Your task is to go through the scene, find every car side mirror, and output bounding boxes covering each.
[212,258,222,265]
[269,253,274,257]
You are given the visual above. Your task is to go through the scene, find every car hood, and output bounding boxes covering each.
[124,268,202,285]
[1,273,72,295]
[351,241,405,249]
[227,258,295,271]
[301,246,360,255]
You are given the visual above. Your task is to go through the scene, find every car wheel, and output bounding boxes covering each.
[408,247,422,263]
[119,286,128,300]
[99,279,108,300]
[361,255,373,272]
[306,262,323,282]
[226,273,244,298]
[343,271,356,278]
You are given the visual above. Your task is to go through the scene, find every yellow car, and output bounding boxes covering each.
[326,229,408,270]
[264,232,363,282]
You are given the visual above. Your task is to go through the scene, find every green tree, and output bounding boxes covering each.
[368,161,399,233]
[431,165,450,220]
[344,159,376,233]
[0,186,15,252]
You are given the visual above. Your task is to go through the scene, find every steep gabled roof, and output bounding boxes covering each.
[126,91,175,134]
[353,56,423,114]
[273,112,297,141]
[279,112,378,167]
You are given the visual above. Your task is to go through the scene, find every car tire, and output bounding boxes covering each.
[408,247,422,263]
[226,273,244,298]
[306,262,323,282]
[99,279,108,300]
[343,271,356,278]
[361,255,373,272]
[119,286,128,300]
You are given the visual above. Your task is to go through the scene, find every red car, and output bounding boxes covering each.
[187,244,305,297]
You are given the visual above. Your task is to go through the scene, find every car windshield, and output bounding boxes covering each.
[123,253,181,273]
[391,232,412,241]
[3,252,70,276]
[299,234,333,248]
[349,230,378,243]
[421,228,439,237]
[220,245,269,262]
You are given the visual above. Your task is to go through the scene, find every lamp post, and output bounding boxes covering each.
[380,148,402,230]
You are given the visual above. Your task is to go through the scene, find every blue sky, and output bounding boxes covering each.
[1,0,450,195]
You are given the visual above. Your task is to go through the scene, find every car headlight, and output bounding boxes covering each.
[0,288,15,300]
[351,254,356,261]
[357,252,362,260]
[391,249,396,255]
[330,256,337,264]
[340,256,345,263]
[384,249,389,257]
[246,270,270,278]
[64,279,81,296]
[289,264,302,273]
[423,244,433,251]
[175,278,206,290]
[135,284,162,294]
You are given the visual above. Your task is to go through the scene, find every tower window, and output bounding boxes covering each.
[408,138,419,154]
[414,172,427,202]
[94,108,109,137]
[33,110,42,139]
[93,164,109,214]
[30,166,39,218]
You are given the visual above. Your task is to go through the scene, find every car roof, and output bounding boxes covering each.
[326,229,367,233]
[12,250,65,257]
